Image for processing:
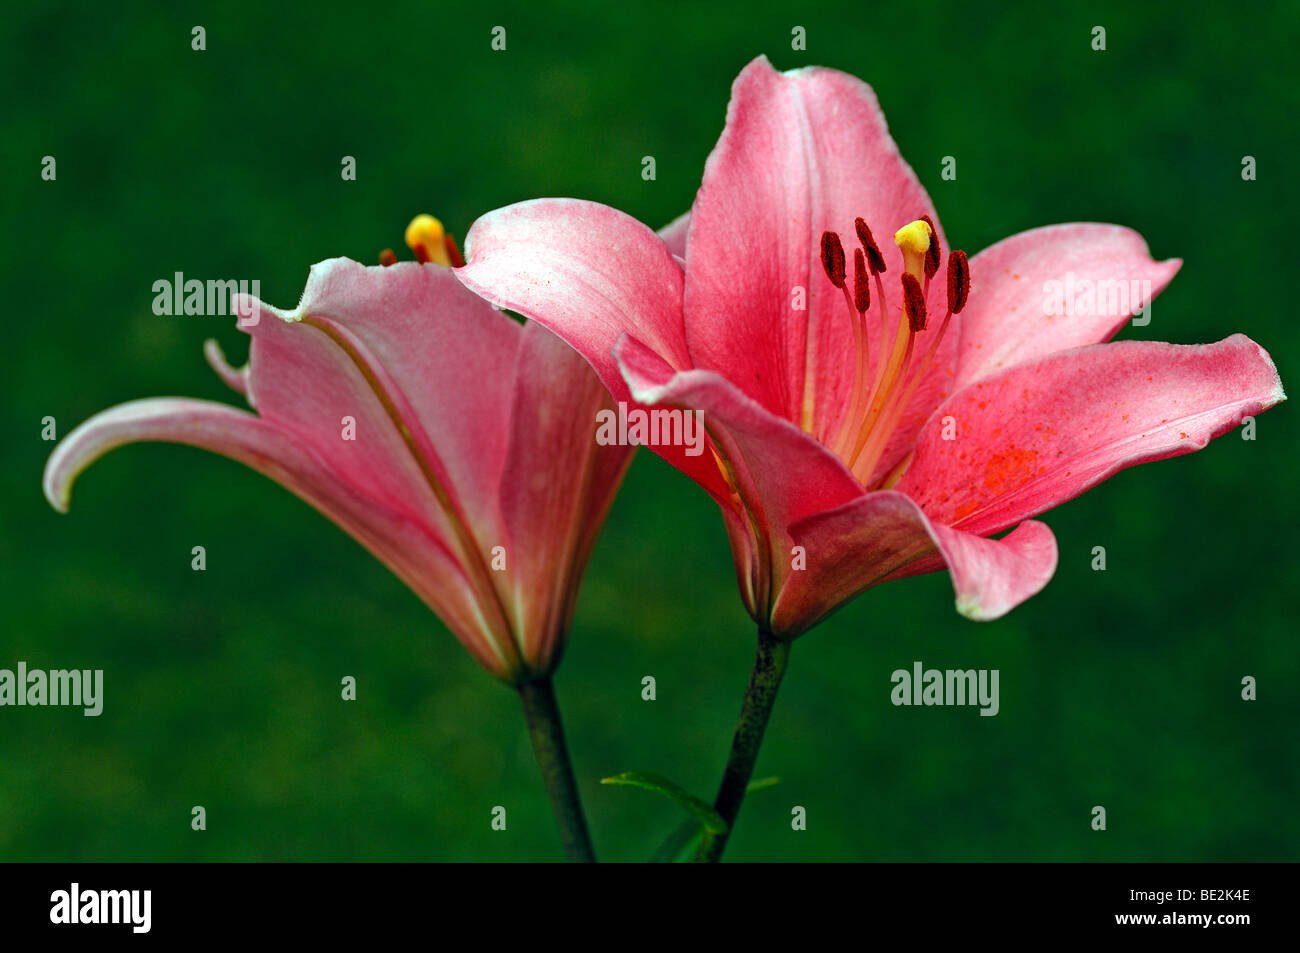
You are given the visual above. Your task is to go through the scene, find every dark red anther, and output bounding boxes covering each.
[946,249,970,314]
[444,233,466,268]
[853,249,870,314]
[919,214,941,280]
[901,273,927,333]
[854,217,887,274]
[820,231,846,288]
[379,248,397,267]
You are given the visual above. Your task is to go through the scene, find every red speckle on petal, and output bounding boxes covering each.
[981,447,1041,498]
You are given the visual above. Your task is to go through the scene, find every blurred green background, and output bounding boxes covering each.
[3,0,1296,861]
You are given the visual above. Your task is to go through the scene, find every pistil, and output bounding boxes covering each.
[404,214,466,267]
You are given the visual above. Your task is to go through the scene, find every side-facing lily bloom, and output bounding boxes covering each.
[45,219,636,861]
[45,230,633,684]
[455,56,1284,639]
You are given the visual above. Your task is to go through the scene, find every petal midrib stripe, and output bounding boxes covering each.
[300,313,521,677]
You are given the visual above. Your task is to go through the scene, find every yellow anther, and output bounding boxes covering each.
[893,220,933,281]
[404,214,452,266]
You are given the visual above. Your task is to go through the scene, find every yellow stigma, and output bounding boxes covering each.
[404,214,452,266]
[893,220,933,281]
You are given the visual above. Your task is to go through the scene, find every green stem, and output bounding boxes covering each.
[695,628,791,862]
[518,677,596,862]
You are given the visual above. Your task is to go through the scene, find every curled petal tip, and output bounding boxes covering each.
[955,594,1007,622]
[42,405,133,515]
[42,399,244,518]
[203,338,251,401]
[43,462,71,513]
[1241,334,1286,404]
[43,419,98,514]
[939,520,1058,623]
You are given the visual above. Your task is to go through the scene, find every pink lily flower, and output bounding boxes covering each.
[455,56,1284,638]
[44,240,634,684]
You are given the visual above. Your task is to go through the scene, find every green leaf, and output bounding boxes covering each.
[650,818,707,863]
[644,778,781,862]
[600,771,727,834]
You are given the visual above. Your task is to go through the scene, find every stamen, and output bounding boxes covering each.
[854,217,888,274]
[852,249,870,314]
[831,248,875,456]
[848,271,926,474]
[901,273,927,332]
[868,270,892,394]
[820,231,846,288]
[919,214,941,280]
[405,214,453,266]
[946,249,970,313]
[847,267,893,442]
[848,290,911,464]
[378,248,397,267]
[808,230,849,438]
[859,248,971,487]
[805,231,842,434]
[444,233,466,268]
[820,217,972,489]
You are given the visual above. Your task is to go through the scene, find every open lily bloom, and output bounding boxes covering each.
[456,55,1284,638]
[45,248,634,684]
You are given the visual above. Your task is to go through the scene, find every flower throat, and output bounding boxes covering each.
[813,216,970,487]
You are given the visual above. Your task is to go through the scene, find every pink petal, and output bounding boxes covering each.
[616,333,865,621]
[682,55,945,438]
[455,199,732,500]
[898,335,1285,537]
[232,287,445,532]
[658,210,691,259]
[499,323,635,671]
[778,490,1058,633]
[926,520,1059,621]
[42,398,523,679]
[954,224,1181,390]
[240,258,521,546]
[457,197,691,396]
[777,491,936,633]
